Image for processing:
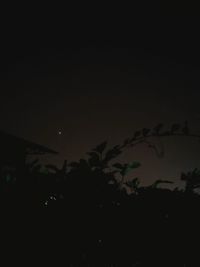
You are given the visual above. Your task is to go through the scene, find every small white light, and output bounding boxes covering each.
[50,196,56,201]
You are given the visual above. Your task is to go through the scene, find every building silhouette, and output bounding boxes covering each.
[0,130,57,176]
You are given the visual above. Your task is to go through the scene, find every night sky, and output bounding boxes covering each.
[1,6,200,186]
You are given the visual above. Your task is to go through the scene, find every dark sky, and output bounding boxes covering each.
[1,6,200,186]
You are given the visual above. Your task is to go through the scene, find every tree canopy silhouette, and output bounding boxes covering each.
[0,121,200,265]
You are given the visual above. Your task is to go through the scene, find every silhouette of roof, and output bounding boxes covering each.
[0,131,58,155]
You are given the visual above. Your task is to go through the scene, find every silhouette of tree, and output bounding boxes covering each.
[1,120,200,264]
[112,161,141,187]
[181,168,200,193]
[150,179,173,189]
[125,177,141,193]
[120,121,200,159]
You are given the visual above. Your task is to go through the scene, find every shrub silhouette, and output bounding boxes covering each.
[0,121,200,265]
[181,168,200,193]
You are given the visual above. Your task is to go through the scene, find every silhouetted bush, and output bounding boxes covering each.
[0,122,200,265]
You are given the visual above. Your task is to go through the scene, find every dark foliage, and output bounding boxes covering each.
[0,122,200,265]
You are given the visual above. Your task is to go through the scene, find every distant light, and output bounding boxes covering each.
[58,131,62,135]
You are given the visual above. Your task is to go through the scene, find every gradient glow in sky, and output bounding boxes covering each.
[1,10,200,186]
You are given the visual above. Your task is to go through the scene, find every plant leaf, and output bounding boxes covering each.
[92,141,107,154]
[112,163,124,170]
